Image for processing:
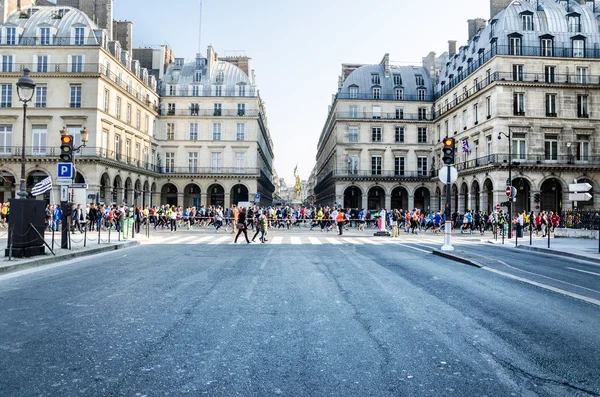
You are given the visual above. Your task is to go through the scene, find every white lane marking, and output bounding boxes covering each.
[290,237,302,245]
[209,236,231,245]
[483,267,600,307]
[396,243,431,254]
[325,237,343,245]
[344,239,364,245]
[166,235,198,244]
[374,238,398,244]
[567,267,600,277]
[355,238,383,245]
[271,236,283,245]
[308,237,322,245]
[187,236,216,244]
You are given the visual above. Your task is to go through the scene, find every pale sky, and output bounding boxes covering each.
[113,0,490,184]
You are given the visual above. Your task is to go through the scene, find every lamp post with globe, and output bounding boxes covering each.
[16,68,36,199]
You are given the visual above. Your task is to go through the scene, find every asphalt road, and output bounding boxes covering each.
[0,238,598,396]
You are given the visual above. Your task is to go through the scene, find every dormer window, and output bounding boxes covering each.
[371,74,380,85]
[417,89,426,101]
[194,71,202,83]
[192,85,200,96]
[5,27,16,45]
[521,12,534,31]
[508,33,522,56]
[237,84,246,96]
[216,71,224,84]
[175,58,184,67]
[74,27,84,45]
[560,0,569,11]
[572,36,586,58]
[415,75,424,86]
[349,85,358,99]
[489,19,497,38]
[372,87,380,100]
[395,88,403,100]
[540,35,554,56]
[393,74,402,85]
[39,27,50,45]
[568,14,581,33]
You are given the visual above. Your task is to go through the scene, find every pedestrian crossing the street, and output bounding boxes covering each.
[138,233,487,247]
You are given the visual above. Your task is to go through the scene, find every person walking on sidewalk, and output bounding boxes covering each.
[252,210,268,243]
[234,207,251,244]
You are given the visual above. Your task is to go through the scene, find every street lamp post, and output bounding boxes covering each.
[16,69,36,199]
[498,129,513,239]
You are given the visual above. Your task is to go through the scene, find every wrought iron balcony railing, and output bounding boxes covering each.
[333,169,437,179]
[158,109,258,117]
[454,153,600,172]
[334,112,433,121]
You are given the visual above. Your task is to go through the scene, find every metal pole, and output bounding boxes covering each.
[548,219,551,248]
[83,224,87,248]
[441,165,453,251]
[18,102,27,198]
[515,221,518,247]
[98,224,101,244]
[508,131,513,239]
[530,216,533,245]
[61,201,68,249]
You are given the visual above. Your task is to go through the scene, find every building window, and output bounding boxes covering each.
[512,133,526,160]
[165,152,175,173]
[135,143,140,162]
[349,86,358,99]
[372,87,380,100]
[167,103,176,115]
[145,115,149,133]
[126,103,132,123]
[234,152,245,171]
[35,86,47,108]
[417,89,426,101]
[393,74,402,85]
[103,89,109,112]
[415,75,424,86]
[546,94,557,116]
[512,64,524,81]
[577,94,589,118]
[236,123,245,141]
[211,152,222,171]
[474,77,480,91]
[347,155,359,175]
[125,139,131,160]
[417,157,428,176]
[522,14,533,30]
[473,103,478,124]
[114,135,121,158]
[116,97,121,119]
[101,130,108,155]
[395,127,404,143]
[238,85,246,96]
[462,110,467,130]
[188,103,199,116]
[349,105,358,118]
[545,66,555,83]
[188,152,198,172]
[372,106,381,119]
[0,125,12,153]
[212,123,222,140]
[541,38,553,56]
[69,85,81,108]
[189,123,198,140]
[36,55,48,72]
[1,55,13,72]
[215,85,222,96]
[371,127,382,142]
[5,27,16,45]
[348,127,358,142]
[192,85,200,96]
[394,157,405,176]
[237,103,245,116]
[544,135,558,161]
[573,39,585,58]
[576,66,588,84]
[74,27,85,45]
[194,71,202,83]
[371,156,382,175]
[213,103,222,116]
[166,123,175,140]
[39,27,50,45]
[395,108,404,120]
[418,108,427,120]
[31,125,47,155]
[509,36,521,56]
[577,136,590,161]
[371,74,380,85]
[168,85,176,96]
[395,88,403,100]
[418,127,427,143]
[71,55,82,72]
[513,93,525,115]
[486,96,491,118]
[569,15,581,33]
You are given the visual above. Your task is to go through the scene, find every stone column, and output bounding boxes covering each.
[224,193,231,208]
[361,195,368,211]
[177,192,184,207]
[384,194,391,211]
[201,192,208,207]
[408,195,415,210]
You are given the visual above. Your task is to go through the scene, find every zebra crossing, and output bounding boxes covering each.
[138,233,487,247]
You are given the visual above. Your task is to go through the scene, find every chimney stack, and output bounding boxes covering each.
[490,0,512,19]
[468,18,487,40]
[448,40,457,57]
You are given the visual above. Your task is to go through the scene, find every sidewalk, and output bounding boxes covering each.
[487,234,600,263]
[0,229,140,274]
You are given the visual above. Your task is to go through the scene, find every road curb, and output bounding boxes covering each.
[0,240,140,274]
[516,245,600,264]
[431,248,484,268]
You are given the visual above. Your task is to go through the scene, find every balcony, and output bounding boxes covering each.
[335,112,433,121]
[454,153,600,172]
[0,36,102,47]
[334,169,436,180]
[336,92,434,102]
[162,167,260,176]
[159,88,257,97]
[158,109,259,117]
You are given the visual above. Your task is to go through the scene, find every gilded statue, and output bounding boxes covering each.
[293,165,302,201]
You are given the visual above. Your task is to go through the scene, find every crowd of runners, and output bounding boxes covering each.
[36,202,562,241]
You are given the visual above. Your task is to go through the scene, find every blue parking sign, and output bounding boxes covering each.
[57,163,74,178]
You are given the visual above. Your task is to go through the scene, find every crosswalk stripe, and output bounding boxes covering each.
[271,236,283,245]
[187,236,216,244]
[166,235,198,244]
[308,237,322,245]
[209,236,231,245]
[290,237,302,245]
[344,238,364,245]
[325,237,343,245]
[356,238,383,245]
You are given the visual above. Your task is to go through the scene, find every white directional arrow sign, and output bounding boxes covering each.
[569,183,592,192]
[569,192,593,202]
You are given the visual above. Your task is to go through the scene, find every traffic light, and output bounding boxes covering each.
[442,137,455,165]
[534,193,540,203]
[60,135,74,162]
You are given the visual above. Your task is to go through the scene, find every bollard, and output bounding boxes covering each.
[51,227,55,252]
[502,224,505,245]
[98,225,101,245]
[108,226,111,243]
[530,221,533,246]
[83,226,87,248]
[548,224,551,248]
[515,223,518,248]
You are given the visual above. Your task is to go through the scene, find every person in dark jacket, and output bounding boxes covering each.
[234,207,251,244]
